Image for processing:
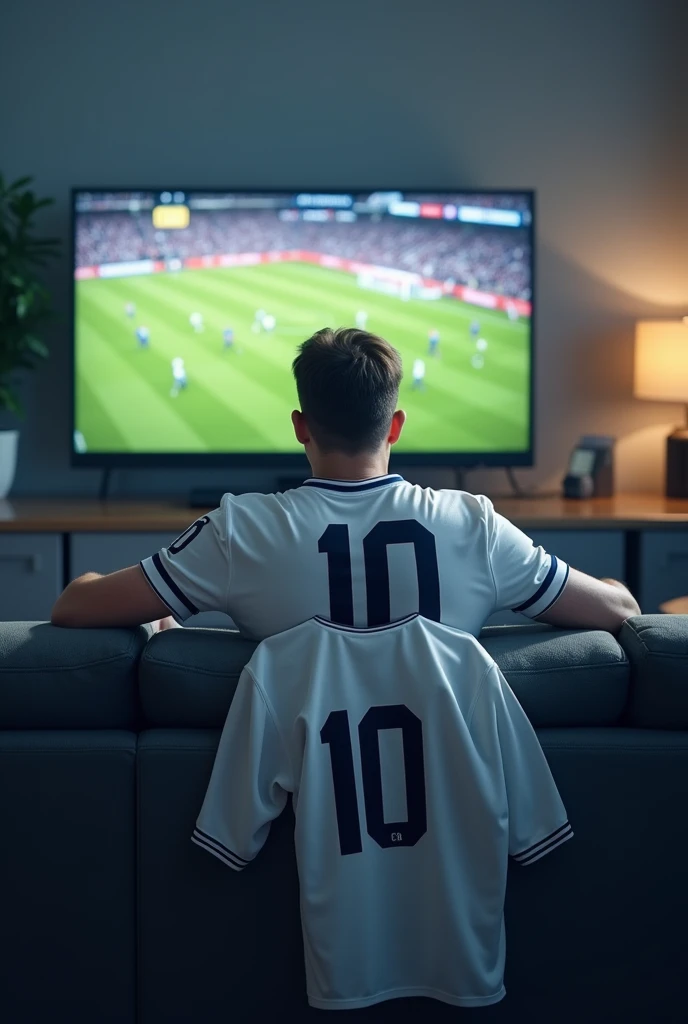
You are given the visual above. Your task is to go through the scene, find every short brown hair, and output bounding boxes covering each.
[292,327,403,454]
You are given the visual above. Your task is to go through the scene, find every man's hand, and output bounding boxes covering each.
[149,616,183,633]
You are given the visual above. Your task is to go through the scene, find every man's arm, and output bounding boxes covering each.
[51,566,175,629]
[535,568,640,634]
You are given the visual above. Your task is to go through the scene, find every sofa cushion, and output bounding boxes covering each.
[0,622,147,729]
[619,615,688,728]
[481,624,629,726]
[139,628,256,727]
[140,623,629,729]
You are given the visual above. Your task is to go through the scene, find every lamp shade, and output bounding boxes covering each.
[634,320,688,403]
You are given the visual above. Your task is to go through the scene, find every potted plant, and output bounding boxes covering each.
[0,174,60,498]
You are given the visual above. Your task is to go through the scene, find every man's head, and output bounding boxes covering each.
[292,327,405,458]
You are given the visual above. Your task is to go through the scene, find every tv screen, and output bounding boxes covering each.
[72,189,534,467]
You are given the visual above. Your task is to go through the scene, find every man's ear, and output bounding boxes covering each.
[292,409,310,445]
[388,409,406,445]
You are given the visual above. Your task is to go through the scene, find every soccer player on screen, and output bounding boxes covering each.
[262,314,276,333]
[252,309,266,333]
[223,327,235,350]
[470,319,480,338]
[190,312,204,333]
[125,302,136,319]
[428,329,440,356]
[135,326,150,349]
[53,326,641,645]
[355,310,369,330]
[411,357,426,390]
[170,357,187,396]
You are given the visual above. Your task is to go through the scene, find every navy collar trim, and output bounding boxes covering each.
[313,613,419,634]
[302,474,404,493]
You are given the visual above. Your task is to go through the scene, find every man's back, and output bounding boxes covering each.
[192,614,573,1009]
[52,326,640,635]
[141,475,569,640]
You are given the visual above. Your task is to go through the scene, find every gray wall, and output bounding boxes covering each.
[1,0,686,498]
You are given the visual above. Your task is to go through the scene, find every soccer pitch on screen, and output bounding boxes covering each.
[74,261,530,454]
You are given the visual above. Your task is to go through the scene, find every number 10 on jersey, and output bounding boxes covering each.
[321,704,427,855]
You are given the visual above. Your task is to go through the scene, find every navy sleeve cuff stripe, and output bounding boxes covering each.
[191,833,245,872]
[514,821,572,859]
[513,822,573,864]
[538,563,570,615]
[513,556,559,613]
[152,552,199,616]
[139,560,176,614]
[518,828,574,865]
[193,827,249,865]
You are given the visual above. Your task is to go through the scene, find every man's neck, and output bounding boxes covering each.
[307,452,392,481]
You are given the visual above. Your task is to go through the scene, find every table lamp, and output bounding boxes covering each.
[634,319,688,497]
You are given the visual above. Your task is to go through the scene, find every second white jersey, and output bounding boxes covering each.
[192,615,573,1009]
[141,475,569,640]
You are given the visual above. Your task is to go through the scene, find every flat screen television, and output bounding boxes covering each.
[71,188,534,468]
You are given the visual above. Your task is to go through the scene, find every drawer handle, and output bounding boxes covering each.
[0,554,42,573]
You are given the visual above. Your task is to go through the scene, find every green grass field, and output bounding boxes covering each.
[75,261,530,453]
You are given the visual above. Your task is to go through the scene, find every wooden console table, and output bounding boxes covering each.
[0,493,686,622]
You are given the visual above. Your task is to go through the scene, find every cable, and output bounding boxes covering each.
[99,468,113,501]
[505,467,559,500]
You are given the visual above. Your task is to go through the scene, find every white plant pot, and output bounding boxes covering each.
[0,430,19,499]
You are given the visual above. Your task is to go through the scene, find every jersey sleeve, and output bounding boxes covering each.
[470,664,573,866]
[139,499,231,621]
[191,667,291,871]
[481,496,569,618]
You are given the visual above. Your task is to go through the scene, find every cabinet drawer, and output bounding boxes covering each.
[639,531,688,613]
[71,533,234,629]
[527,530,625,581]
[0,533,62,620]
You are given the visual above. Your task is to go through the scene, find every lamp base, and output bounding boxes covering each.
[666,429,688,497]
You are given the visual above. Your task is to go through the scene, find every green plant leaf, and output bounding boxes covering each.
[0,384,23,417]
[8,175,33,193]
[24,335,49,359]
[0,172,60,383]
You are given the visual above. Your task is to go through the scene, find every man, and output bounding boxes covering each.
[411,357,426,390]
[135,325,150,349]
[223,327,235,350]
[428,329,440,356]
[51,327,640,636]
[170,357,187,397]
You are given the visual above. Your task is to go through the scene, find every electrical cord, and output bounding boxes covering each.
[505,467,559,500]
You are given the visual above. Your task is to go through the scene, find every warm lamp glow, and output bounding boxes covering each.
[634,320,688,403]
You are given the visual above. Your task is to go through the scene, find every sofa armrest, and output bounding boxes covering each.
[618,615,688,728]
[0,621,148,729]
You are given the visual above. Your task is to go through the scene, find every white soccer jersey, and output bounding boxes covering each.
[140,476,569,638]
[192,614,573,1010]
[140,476,569,640]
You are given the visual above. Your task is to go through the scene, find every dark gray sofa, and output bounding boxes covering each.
[1,616,687,1024]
